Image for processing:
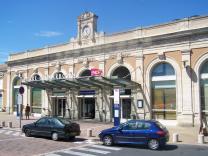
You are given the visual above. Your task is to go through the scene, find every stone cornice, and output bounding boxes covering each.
[7,27,208,67]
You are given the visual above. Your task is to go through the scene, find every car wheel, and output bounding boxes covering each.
[103,135,113,146]
[148,139,160,150]
[51,132,59,141]
[25,129,31,137]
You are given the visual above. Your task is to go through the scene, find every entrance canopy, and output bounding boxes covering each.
[22,76,140,90]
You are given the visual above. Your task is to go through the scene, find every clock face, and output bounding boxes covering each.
[82,25,91,38]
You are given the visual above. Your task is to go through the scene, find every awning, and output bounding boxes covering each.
[21,76,140,90]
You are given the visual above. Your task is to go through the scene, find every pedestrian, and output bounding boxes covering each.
[199,112,208,136]
[25,104,30,120]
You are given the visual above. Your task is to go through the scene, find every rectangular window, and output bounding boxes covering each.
[31,88,42,113]
[0,93,2,111]
[152,81,176,120]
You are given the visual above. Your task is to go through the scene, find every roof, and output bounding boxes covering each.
[22,76,140,90]
[0,64,7,72]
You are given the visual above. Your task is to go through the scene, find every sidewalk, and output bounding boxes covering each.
[0,112,208,145]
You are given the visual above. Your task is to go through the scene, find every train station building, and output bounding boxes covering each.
[3,12,208,126]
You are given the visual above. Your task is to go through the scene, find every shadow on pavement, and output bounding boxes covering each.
[111,144,178,151]
[28,136,87,142]
[158,144,178,151]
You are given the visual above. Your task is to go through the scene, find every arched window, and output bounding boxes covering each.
[151,63,176,120]
[13,77,21,112]
[200,61,208,120]
[80,69,91,77]
[31,74,42,114]
[31,74,41,81]
[54,72,65,79]
[112,66,131,80]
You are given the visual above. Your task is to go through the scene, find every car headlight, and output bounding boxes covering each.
[98,131,102,136]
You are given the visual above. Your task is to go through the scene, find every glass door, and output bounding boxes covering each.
[80,98,95,119]
[120,98,131,123]
[121,99,131,119]
[53,98,66,117]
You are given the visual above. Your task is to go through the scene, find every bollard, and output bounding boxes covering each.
[198,134,205,144]
[173,133,179,143]
[1,121,5,127]
[8,122,12,128]
[87,129,93,137]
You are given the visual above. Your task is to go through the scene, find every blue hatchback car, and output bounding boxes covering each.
[99,120,169,150]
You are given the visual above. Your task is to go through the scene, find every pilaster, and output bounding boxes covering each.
[6,71,11,113]
[95,89,103,121]
[178,49,194,126]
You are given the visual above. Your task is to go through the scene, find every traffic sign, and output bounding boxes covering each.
[19,86,24,94]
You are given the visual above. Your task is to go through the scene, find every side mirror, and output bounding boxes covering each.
[34,122,37,126]
[118,126,123,131]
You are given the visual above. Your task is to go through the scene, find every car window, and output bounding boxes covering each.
[57,118,71,125]
[143,122,151,129]
[123,121,137,130]
[156,121,167,130]
[48,118,56,126]
[51,118,63,126]
[36,118,48,125]
[136,122,144,129]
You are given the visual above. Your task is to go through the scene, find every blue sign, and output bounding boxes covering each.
[79,90,95,95]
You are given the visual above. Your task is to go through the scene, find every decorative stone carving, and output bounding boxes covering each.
[158,52,166,60]
[0,72,4,79]
[79,12,92,20]
[83,58,89,68]
[33,68,38,74]
[116,53,123,64]
[55,61,61,71]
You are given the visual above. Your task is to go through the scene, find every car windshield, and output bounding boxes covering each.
[57,118,71,125]
[156,121,167,130]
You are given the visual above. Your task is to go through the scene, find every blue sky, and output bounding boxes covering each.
[0,0,208,64]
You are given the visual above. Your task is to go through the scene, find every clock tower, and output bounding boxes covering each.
[77,12,98,44]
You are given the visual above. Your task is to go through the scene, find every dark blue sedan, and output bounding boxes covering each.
[22,117,81,141]
[99,120,169,150]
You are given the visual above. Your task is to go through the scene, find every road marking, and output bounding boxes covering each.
[78,147,110,154]
[91,145,122,151]
[61,150,96,156]
[0,130,6,133]
[44,154,62,156]
[5,131,13,135]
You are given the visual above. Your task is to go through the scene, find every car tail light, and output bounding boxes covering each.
[156,130,166,137]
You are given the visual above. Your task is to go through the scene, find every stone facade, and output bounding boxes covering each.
[4,12,208,126]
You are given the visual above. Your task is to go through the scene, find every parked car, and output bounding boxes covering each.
[22,117,81,141]
[99,120,169,150]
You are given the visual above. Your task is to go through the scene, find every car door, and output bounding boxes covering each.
[32,118,51,137]
[115,121,137,144]
[131,121,151,144]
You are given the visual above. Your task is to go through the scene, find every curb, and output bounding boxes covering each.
[168,142,208,147]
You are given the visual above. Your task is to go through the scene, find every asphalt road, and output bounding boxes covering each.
[42,144,208,156]
[1,128,208,156]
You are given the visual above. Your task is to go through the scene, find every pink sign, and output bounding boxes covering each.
[91,68,103,76]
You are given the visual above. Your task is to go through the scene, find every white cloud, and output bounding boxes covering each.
[34,31,63,37]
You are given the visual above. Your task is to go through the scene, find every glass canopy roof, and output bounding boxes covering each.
[22,76,140,90]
